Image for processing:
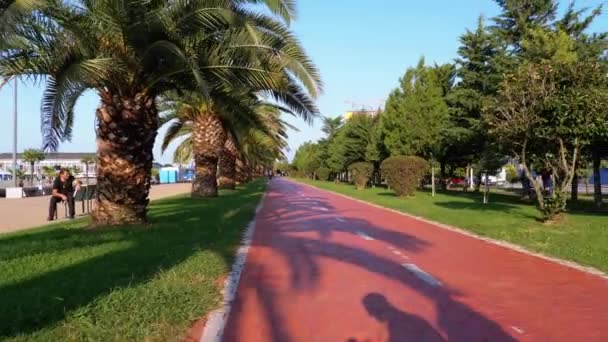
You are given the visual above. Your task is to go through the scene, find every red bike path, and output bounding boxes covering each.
[222,179,608,341]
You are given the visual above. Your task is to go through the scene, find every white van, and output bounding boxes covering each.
[0,170,13,182]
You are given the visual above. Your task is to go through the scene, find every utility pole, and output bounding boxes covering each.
[12,78,18,187]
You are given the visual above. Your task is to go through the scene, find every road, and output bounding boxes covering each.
[222,178,608,341]
[0,183,191,234]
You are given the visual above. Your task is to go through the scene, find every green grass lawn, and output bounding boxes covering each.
[295,179,608,273]
[0,180,266,341]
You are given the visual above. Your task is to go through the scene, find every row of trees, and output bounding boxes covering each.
[1,0,321,225]
[293,0,608,221]
[4,149,96,186]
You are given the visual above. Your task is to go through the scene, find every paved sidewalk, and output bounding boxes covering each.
[223,178,608,341]
[0,183,191,234]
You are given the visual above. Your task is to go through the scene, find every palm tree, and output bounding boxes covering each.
[217,133,240,189]
[219,102,297,188]
[21,148,45,185]
[239,104,295,175]
[322,116,343,139]
[69,166,82,176]
[41,166,56,182]
[11,168,26,187]
[1,0,321,225]
[160,95,295,195]
[80,156,96,184]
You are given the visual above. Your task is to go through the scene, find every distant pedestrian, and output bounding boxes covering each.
[541,171,553,196]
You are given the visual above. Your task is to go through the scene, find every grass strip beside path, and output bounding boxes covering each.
[0,180,266,341]
[294,179,608,273]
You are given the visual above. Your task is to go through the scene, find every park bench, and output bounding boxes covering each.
[74,187,86,214]
[53,185,97,219]
[84,185,97,213]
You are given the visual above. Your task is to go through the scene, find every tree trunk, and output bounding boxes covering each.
[570,170,578,201]
[92,93,159,226]
[191,113,226,198]
[30,161,34,186]
[431,165,436,197]
[474,172,482,192]
[593,149,602,208]
[218,133,237,190]
[483,173,490,204]
[439,161,447,191]
[520,163,545,211]
[235,157,249,184]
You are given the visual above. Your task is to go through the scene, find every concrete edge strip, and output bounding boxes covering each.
[199,193,266,342]
[292,180,608,281]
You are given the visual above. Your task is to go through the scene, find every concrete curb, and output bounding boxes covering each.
[291,179,608,281]
[199,193,266,342]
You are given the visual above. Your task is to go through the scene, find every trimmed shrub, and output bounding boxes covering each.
[291,170,305,178]
[316,167,331,181]
[381,156,428,196]
[348,162,374,190]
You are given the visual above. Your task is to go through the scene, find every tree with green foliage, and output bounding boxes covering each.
[491,0,557,53]
[69,166,82,177]
[80,156,96,184]
[21,148,44,185]
[448,16,507,191]
[293,142,323,178]
[41,166,56,183]
[475,143,509,204]
[365,109,388,185]
[381,58,450,159]
[485,58,608,221]
[381,156,429,197]
[327,112,375,175]
[316,167,330,181]
[12,167,25,187]
[1,0,318,225]
[348,162,373,190]
[321,116,343,139]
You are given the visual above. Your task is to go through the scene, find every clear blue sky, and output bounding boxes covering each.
[1,0,606,163]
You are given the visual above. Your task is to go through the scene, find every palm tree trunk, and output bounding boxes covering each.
[30,161,34,186]
[92,93,159,226]
[191,113,226,197]
[218,133,237,190]
[235,157,248,184]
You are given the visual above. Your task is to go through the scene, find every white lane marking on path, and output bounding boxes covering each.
[335,217,346,223]
[356,231,374,241]
[199,196,266,342]
[402,263,442,287]
[392,250,402,256]
[511,326,525,334]
[316,207,329,212]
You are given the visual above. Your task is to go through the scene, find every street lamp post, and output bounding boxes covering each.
[12,78,18,187]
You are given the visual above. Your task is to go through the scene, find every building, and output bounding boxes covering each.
[343,110,379,121]
[0,152,97,176]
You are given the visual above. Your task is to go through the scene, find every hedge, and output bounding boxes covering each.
[380,156,428,196]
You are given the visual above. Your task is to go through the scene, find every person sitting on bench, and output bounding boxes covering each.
[47,168,75,220]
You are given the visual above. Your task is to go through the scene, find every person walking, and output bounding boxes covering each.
[47,168,75,220]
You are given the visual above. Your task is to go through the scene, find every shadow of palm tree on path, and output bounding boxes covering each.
[225,179,517,342]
